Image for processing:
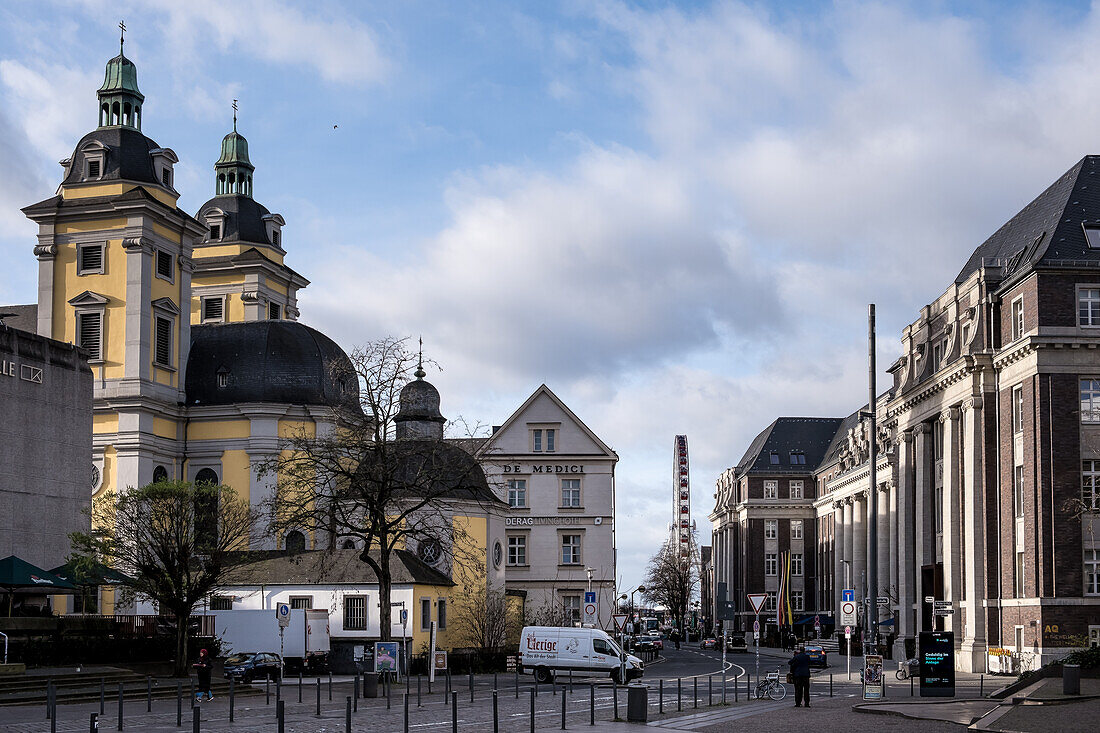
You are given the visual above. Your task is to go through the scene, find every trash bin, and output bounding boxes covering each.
[1063,664,1081,696]
[627,684,648,722]
[363,673,379,698]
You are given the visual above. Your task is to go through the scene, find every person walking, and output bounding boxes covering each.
[788,644,811,707]
[193,648,214,702]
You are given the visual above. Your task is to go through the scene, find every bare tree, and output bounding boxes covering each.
[642,531,699,636]
[261,336,495,641]
[449,565,511,648]
[69,480,257,676]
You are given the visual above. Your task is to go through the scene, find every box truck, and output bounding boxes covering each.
[215,609,330,674]
[519,626,644,684]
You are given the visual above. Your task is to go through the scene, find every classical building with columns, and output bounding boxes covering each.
[714,155,1100,671]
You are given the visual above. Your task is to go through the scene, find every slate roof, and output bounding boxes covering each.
[818,408,864,471]
[186,320,358,408]
[0,304,37,333]
[224,549,454,587]
[192,247,306,282]
[733,417,845,476]
[955,155,1100,286]
[62,127,164,187]
[197,194,274,245]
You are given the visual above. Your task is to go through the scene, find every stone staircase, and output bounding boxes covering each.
[0,667,260,707]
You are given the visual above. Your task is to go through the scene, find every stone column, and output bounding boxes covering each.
[842,498,854,592]
[913,424,932,632]
[878,481,890,602]
[940,407,962,635]
[34,240,57,338]
[896,431,916,651]
[960,397,988,672]
[833,501,844,611]
[853,491,867,601]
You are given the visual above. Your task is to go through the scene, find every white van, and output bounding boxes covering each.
[519,626,644,684]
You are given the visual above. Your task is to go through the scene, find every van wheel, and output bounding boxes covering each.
[611,669,624,685]
[534,667,553,684]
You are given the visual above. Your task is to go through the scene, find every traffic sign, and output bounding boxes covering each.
[933,600,952,609]
[276,603,291,628]
[584,591,597,604]
[814,614,821,626]
[746,593,767,615]
[843,589,855,602]
[612,613,627,632]
[583,602,597,625]
[845,625,852,639]
[753,631,759,640]
[934,608,954,616]
[877,597,890,606]
[840,601,857,626]
[753,620,760,632]
[924,596,935,604]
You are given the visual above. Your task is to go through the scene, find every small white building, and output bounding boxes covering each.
[478,385,618,629]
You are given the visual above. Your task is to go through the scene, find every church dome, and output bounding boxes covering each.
[185,321,359,408]
[98,53,143,100]
[198,194,275,245]
[217,131,252,168]
[395,372,446,439]
[63,128,164,186]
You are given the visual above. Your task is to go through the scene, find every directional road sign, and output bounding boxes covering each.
[934,608,955,616]
[934,600,952,609]
[877,597,890,606]
[843,589,855,602]
[746,593,767,615]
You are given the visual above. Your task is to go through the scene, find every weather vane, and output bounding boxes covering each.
[232,99,238,132]
[416,337,425,379]
[119,20,126,53]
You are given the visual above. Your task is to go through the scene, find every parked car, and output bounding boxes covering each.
[223,652,282,683]
[634,635,657,653]
[700,637,717,650]
[643,633,664,651]
[726,634,748,653]
[804,644,828,668]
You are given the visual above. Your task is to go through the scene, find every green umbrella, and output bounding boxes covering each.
[50,561,131,614]
[0,556,76,616]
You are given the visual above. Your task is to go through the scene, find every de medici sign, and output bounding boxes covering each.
[502,464,586,474]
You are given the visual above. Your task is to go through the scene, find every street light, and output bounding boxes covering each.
[585,567,595,593]
[629,585,646,636]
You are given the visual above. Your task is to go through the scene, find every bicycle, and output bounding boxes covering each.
[754,669,787,701]
[896,658,919,681]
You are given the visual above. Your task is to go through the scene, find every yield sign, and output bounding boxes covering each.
[746,593,767,615]
[612,613,628,632]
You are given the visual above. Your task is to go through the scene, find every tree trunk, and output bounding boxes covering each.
[378,553,392,642]
[175,612,190,678]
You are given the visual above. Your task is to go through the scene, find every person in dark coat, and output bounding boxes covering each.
[787,644,811,707]
[193,648,214,702]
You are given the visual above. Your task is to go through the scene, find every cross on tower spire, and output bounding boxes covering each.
[119,20,126,53]
[232,99,238,132]
[415,337,426,379]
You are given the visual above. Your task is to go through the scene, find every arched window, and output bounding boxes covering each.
[195,468,219,485]
[123,102,132,126]
[341,539,356,550]
[152,465,169,483]
[193,469,220,550]
[247,175,252,196]
[100,103,108,127]
[285,531,307,553]
[111,101,120,125]
[134,106,140,129]
[227,172,236,194]
[217,173,226,195]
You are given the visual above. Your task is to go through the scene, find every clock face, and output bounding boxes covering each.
[418,538,443,565]
[493,541,503,569]
[91,465,101,493]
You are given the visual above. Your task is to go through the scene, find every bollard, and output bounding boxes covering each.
[494,689,500,733]
[277,699,285,733]
[530,689,536,733]
[734,673,738,703]
[387,674,392,710]
[553,678,557,697]
[49,685,56,733]
[910,674,913,696]
[590,684,595,726]
[470,668,474,702]
[330,672,333,701]
[147,676,152,713]
[678,677,682,711]
[117,682,124,731]
[694,676,698,708]
[317,677,322,716]
[177,681,183,726]
[447,667,452,695]
[659,678,664,713]
[353,676,359,712]
[229,677,235,721]
[298,671,303,703]
[90,713,98,732]
[515,668,519,699]
[101,678,106,714]
[722,669,726,704]
[708,675,712,706]
[561,688,567,729]
[192,706,199,733]
[345,697,351,733]
[569,669,573,695]
[190,678,195,708]
[831,673,834,697]
[613,680,619,719]
[405,692,411,733]
[451,691,458,733]
[418,675,422,707]
[980,674,984,698]
[45,680,51,720]
[266,676,270,705]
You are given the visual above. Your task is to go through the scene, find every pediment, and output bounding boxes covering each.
[149,147,179,164]
[78,140,110,153]
[68,290,109,306]
[151,297,180,314]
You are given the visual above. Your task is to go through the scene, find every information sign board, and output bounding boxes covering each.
[842,589,855,602]
[276,603,291,628]
[919,631,955,698]
[863,655,883,700]
[718,600,737,621]
[840,601,857,626]
[583,601,597,625]
[433,651,448,671]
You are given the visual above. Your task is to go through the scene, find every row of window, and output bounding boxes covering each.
[763,480,804,499]
[201,295,283,323]
[505,534,584,566]
[507,478,582,508]
[763,519,803,540]
[77,243,176,283]
[213,596,451,631]
[768,451,806,465]
[757,590,803,612]
[764,553,803,576]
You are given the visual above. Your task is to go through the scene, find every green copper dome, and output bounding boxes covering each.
[217,131,253,168]
[98,54,144,100]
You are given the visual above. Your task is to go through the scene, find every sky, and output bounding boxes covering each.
[2,0,1099,602]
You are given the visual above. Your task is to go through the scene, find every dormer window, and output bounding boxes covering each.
[202,208,226,243]
[209,223,221,240]
[263,213,286,249]
[87,159,101,178]
[161,168,172,187]
[217,367,230,389]
[1085,226,1100,249]
[79,140,109,182]
[269,302,281,320]
[272,229,280,247]
[149,147,179,192]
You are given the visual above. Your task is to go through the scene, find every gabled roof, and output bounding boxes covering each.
[733,417,844,476]
[955,155,1100,286]
[476,384,617,459]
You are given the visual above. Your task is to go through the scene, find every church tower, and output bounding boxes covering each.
[191,111,308,325]
[21,38,207,583]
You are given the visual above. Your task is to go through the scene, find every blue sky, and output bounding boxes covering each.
[3,0,1100,600]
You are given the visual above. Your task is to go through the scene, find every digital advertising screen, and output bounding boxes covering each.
[919,631,955,697]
